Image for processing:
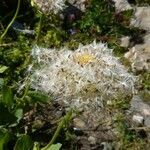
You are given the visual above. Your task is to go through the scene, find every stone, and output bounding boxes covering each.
[112,0,132,12]
[124,45,150,72]
[130,95,150,127]
[67,0,89,12]
[100,142,114,150]
[131,7,150,31]
[124,6,150,72]
[131,96,150,116]
[88,136,96,145]
[73,118,86,129]
[132,115,144,125]
[120,36,130,48]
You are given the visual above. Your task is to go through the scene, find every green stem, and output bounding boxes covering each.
[41,110,72,150]
[36,13,44,43]
[0,0,21,43]
[21,82,30,100]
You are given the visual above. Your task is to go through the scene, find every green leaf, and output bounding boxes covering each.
[14,134,33,150]
[0,66,8,73]
[0,103,17,125]
[0,78,4,88]
[33,142,40,150]
[28,91,50,103]
[2,85,14,107]
[9,108,23,127]
[44,143,62,150]
[14,108,23,123]
[0,129,11,150]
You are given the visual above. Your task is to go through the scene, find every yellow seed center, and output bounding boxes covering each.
[74,53,95,65]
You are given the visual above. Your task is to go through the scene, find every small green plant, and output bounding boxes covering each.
[139,72,150,90]
[0,82,73,149]
[77,0,133,37]
[44,28,66,47]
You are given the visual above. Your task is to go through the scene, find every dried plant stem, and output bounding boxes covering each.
[129,127,150,131]
[0,42,17,47]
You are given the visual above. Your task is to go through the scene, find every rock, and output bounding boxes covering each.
[131,7,150,31]
[132,115,144,125]
[88,136,96,145]
[32,0,65,14]
[112,0,132,12]
[130,95,150,127]
[124,6,150,72]
[100,142,114,150]
[73,118,86,129]
[131,96,150,116]
[120,36,130,47]
[124,44,150,72]
[67,0,89,12]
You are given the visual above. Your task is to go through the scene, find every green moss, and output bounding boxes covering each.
[64,32,93,50]
[77,1,133,36]
[43,29,66,48]
[0,34,31,85]
[140,90,150,103]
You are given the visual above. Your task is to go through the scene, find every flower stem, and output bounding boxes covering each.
[0,0,21,43]
[36,13,44,43]
[41,109,73,150]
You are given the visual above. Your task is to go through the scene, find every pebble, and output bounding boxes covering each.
[131,96,150,115]
[130,96,150,127]
[120,36,130,48]
[88,136,96,145]
[132,115,144,125]
[67,0,88,12]
[73,118,86,129]
[100,142,114,150]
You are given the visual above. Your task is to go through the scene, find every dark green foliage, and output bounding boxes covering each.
[14,135,33,150]
[0,129,12,150]
[128,0,150,5]
[43,29,66,48]
[27,91,50,103]
[0,103,17,125]
[77,0,133,36]
[1,85,14,108]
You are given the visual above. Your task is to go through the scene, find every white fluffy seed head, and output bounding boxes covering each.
[32,0,65,14]
[30,41,136,109]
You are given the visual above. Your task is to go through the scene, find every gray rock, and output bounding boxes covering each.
[130,95,150,127]
[67,0,88,12]
[100,142,114,150]
[132,114,144,125]
[73,118,86,129]
[112,0,132,12]
[120,36,130,47]
[124,6,150,72]
[124,36,150,72]
[131,7,150,31]
[88,136,96,145]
